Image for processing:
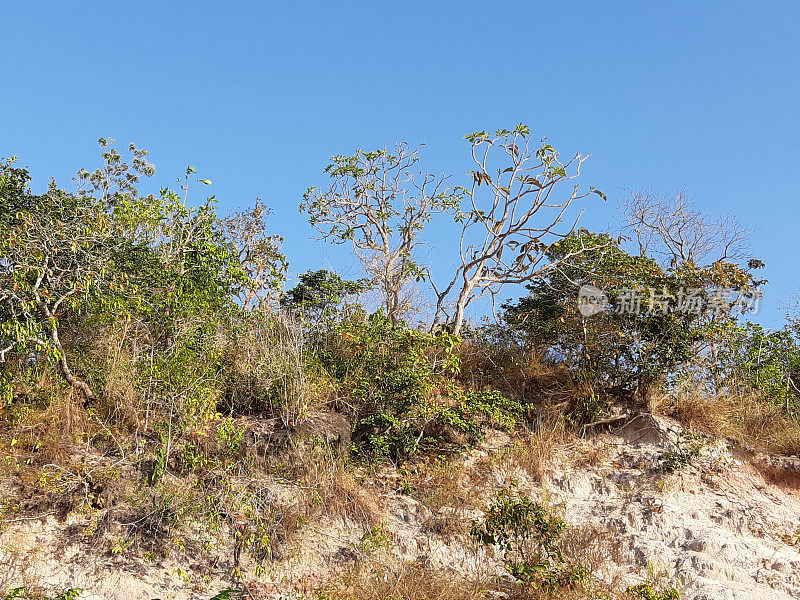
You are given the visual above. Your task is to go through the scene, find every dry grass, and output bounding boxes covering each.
[477,412,573,483]
[217,310,310,425]
[454,342,589,408]
[317,551,630,600]
[501,524,627,600]
[667,390,800,455]
[0,386,94,466]
[367,520,628,600]
[316,561,489,600]
[408,455,474,513]
[0,538,42,593]
[283,436,381,528]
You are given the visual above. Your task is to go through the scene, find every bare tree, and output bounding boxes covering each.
[431,125,604,335]
[620,190,750,267]
[300,144,461,324]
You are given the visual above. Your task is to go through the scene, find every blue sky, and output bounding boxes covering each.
[1,1,798,327]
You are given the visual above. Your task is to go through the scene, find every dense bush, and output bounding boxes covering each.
[710,319,800,414]
[317,312,521,461]
[503,231,763,398]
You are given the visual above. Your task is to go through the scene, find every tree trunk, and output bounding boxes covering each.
[451,291,471,337]
[49,321,94,400]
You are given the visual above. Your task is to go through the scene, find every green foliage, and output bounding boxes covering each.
[207,591,241,600]
[503,230,762,396]
[219,199,288,311]
[301,144,461,324]
[567,391,612,426]
[318,313,520,461]
[470,489,565,555]
[711,320,800,414]
[0,190,121,350]
[109,190,246,335]
[354,523,393,553]
[2,588,82,600]
[0,168,132,397]
[628,582,681,600]
[656,433,703,473]
[1,138,293,408]
[0,158,33,229]
[281,269,372,326]
[471,488,586,592]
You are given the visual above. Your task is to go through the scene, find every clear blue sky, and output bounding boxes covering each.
[2,1,798,327]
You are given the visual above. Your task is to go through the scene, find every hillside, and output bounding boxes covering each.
[2,135,799,600]
[2,408,799,600]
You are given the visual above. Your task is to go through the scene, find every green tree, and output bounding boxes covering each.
[711,320,800,413]
[503,231,762,396]
[0,157,34,228]
[1,140,283,403]
[0,142,154,398]
[281,269,371,324]
[220,199,288,311]
[301,144,461,324]
[431,125,604,335]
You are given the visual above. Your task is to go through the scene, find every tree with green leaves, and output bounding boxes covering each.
[0,157,34,228]
[430,124,605,336]
[220,199,288,312]
[503,230,763,397]
[108,163,284,349]
[1,139,286,401]
[301,143,461,324]
[280,269,371,324]
[711,319,800,413]
[0,141,159,399]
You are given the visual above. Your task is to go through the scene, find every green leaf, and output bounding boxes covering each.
[208,590,240,600]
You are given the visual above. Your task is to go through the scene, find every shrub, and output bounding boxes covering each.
[503,231,763,399]
[655,433,703,473]
[711,320,800,415]
[628,582,680,600]
[471,488,587,593]
[317,313,520,461]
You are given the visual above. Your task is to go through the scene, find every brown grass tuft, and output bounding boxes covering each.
[283,435,381,528]
[668,390,800,456]
[479,412,573,483]
[317,561,489,600]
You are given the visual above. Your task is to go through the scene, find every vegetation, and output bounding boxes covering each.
[0,127,795,598]
[317,312,521,461]
[470,488,585,591]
